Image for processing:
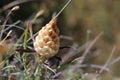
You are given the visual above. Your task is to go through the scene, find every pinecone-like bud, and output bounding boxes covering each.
[34,18,60,62]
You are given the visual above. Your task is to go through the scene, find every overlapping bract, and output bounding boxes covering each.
[34,18,60,62]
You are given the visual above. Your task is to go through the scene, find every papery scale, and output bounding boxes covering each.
[34,18,60,62]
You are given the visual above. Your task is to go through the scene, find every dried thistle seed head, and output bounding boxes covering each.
[34,18,60,62]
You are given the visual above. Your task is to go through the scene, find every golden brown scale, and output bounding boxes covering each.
[34,18,60,62]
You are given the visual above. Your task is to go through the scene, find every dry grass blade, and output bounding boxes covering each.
[54,0,71,19]
[0,30,12,45]
[60,35,73,41]
[62,43,79,63]
[32,10,44,22]
[1,65,15,70]
[71,32,103,64]
[80,32,103,64]
[0,6,19,40]
[43,64,56,74]
[3,21,25,33]
[109,56,120,66]
[0,0,34,13]
[76,64,111,72]
[28,22,35,42]
[99,46,116,74]
[27,32,38,43]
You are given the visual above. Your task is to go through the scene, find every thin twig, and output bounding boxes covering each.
[0,6,19,40]
[28,22,35,42]
[0,30,12,45]
[4,25,24,31]
[27,32,38,43]
[99,46,116,74]
[77,64,111,72]
[79,32,103,64]
[2,20,22,32]
[62,43,79,63]
[1,65,15,70]
[52,63,111,79]
[52,72,62,79]
[109,56,120,66]
[60,35,73,41]
[43,64,56,74]
[71,32,103,63]
[54,0,72,19]
[0,10,12,40]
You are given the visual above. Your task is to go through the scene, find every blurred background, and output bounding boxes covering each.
[1,0,120,79]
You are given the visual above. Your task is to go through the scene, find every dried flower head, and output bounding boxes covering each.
[33,0,71,62]
[34,18,59,62]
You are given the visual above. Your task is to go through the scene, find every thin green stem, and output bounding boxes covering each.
[23,27,28,71]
